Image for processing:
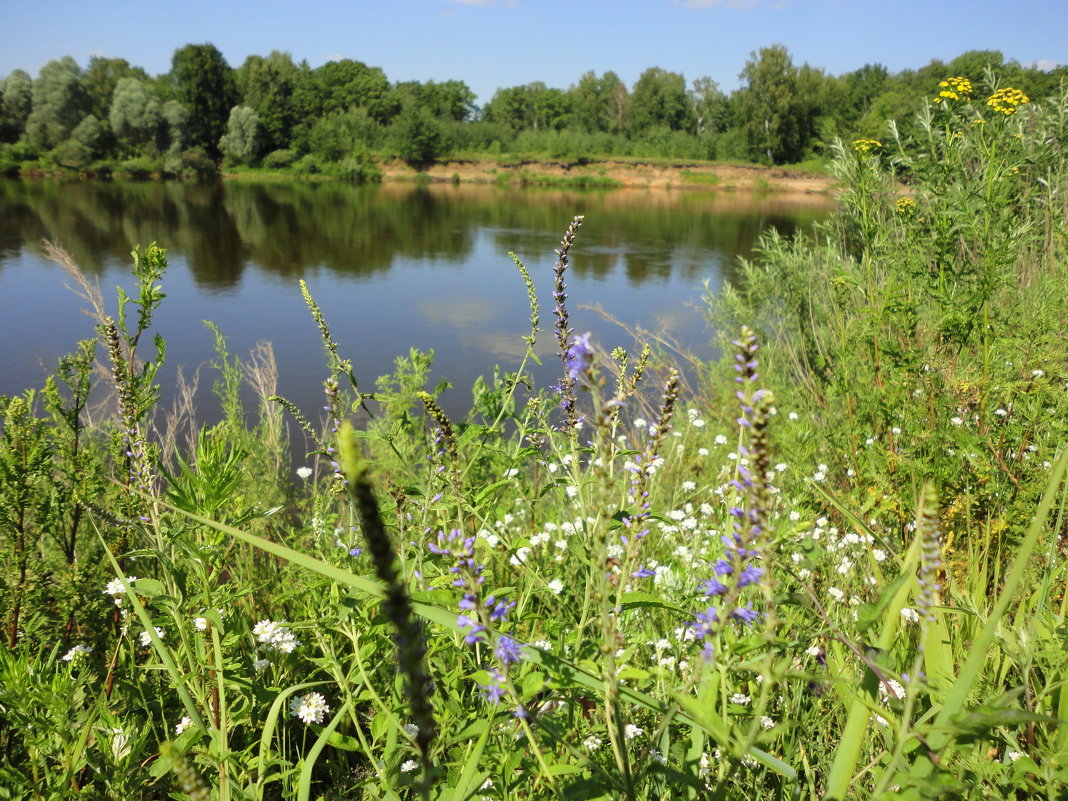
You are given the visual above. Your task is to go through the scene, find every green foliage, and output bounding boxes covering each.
[169,43,236,159]
[0,69,33,143]
[389,105,449,165]
[24,57,89,151]
[218,104,265,166]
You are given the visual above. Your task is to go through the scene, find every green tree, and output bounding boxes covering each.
[312,59,398,123]
[25,57,89,151]
[236,51,300,151]
[392,79,476,122]
[218,105,264,165]
[735,45,802,164]
[53,114,105,167]
[81,56,148,120]
[628,67,693,134]
[0,70,33,142]
[110,77,163,155]
[690,76,729,135]
[169,43,236,159]
[389,104,447,164]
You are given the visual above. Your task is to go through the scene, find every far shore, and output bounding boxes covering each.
[372,156,837,195]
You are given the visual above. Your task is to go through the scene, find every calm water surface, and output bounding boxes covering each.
[0,178,832,424]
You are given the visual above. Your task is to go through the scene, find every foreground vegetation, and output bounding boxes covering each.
[1,77,1067,800]
[1,43,1066,179]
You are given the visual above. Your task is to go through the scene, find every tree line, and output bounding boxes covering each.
[0,43,1064,177]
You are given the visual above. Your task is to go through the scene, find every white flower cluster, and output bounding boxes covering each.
[61,644,92,662]
[289,691,330,724]
[103,576,138,606]
[253,619,299,653]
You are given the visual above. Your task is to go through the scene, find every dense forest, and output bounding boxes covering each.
[0,43,1064,177]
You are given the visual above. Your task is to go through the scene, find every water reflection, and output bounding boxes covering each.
[0,177,832,421]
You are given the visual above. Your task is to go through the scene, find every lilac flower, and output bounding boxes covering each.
[690,327,771,660]
[494,635,525,666]
[565,332,595,380]
[481,669,508,704]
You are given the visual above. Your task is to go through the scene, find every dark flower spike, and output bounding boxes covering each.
[553,215,585,432]
[337,423,437,778]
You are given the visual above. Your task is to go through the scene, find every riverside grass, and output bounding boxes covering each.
[1,79,1068,801]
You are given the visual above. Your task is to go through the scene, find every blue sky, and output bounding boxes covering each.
[1,0,1063,105]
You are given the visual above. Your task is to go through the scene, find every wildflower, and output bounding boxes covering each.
[916,483,943,622]
[480,669,508,703]
[730,693,751,705]
[253,658,271,671]
[895,197,917,215]
[714,434,728,446]
[760,715,775,730]
[852,139,882,154]
[950,416,963,426]
[401,759,419,773]
[583,735,602,751]
[295,466,313,480]
[932,76,973,104]
[175,715,193,736]
[986,87,1029,115]
[254,619,299,653]
[623,723,643,740]
[547,578,564,594]
[194,617,208,631]
[1006,749,1025,763]
[494,635,525,666]
[139,627,164,647]
[290,691,330,725]
[900,607,920,624]
[61,644,92,662]
[564,332,595,381]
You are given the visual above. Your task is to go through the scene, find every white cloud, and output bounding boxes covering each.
[1027,59,1060,72]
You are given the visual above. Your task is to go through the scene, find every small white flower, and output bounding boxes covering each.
[789,510,801,522]
[104,577,137,596]
[504,468,519,478]
[900,607,920,623]
[583,735,602,750]
[139,627,164,647]
[194,617,208,631]
[994,408,1008,417]
[565,485,579,498]
[175,715,193,735]
[806,645,822,657]
[296,466,313,480]
[61,644,92,662]
[714,434,728,446]
[403,723,419,738]
[872,549,886,563]
[950,416,963,426]
[775,463,787,472]
[698,447,709,457]
[788,411,799,421]
[650,748,667,764]
[1031,369,1045,378]
[813,471,826,482]
[681,480,696,492]
[289,691,330,725]
[547,578,564,594]
[1007,749,1025,763]
[828,587,846,603]
[692,418,705,428]
[623,724,643,740]
[760,715,775,730]
[253,658,271,671]
[401,759,419,773]
[892,427,902,435]
[729,693,751,705]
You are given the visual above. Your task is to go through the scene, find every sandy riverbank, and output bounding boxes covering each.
[377,157,836,195]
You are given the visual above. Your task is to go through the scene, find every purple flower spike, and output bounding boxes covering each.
[565,332,595,380]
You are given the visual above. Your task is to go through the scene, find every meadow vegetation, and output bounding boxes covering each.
[1,76,1067,800]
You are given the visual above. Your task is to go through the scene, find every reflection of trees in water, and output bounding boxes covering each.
[0,178,829,289]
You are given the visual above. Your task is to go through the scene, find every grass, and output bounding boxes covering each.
[1,78,1067,800]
